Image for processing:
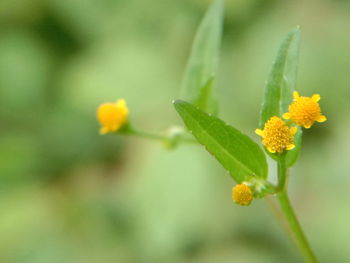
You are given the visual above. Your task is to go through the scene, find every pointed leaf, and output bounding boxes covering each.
[180,0,223,114]
[174,100,268,182]
[260,27,301,126]
[259,27,302,164]
[194,77,219,116]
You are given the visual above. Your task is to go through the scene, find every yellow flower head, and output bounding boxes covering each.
[232,183,253,206]
[255,116,297,153]
[283,91,327,129]
[97,99,128,134]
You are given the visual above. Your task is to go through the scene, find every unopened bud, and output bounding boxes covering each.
[232,183,253,206]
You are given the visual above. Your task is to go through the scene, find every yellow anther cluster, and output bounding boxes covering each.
[97,99,128,134]
[255,116,297,153]
[232,184,253,206]
[283,91,327,129]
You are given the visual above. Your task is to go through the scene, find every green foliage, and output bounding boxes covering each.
[174,100,268,183]
[180,0,223,114]
[286,128,302,167]
[260,27,300,126]
[259,27,302,164]
[194,77,218,116]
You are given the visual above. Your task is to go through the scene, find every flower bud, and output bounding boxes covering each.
[232,183,253,206]
[97,99,128,134]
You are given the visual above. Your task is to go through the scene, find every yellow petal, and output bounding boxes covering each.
[255,129,264,136]
[312,94,321,102]
[116,99,126,107]
[317,115,327,123]
[287,144,295,150]
[293,91,300,100]
[111,124,120,132]
[100,127,109,134]
[304,124,311,129]
[267,147,276,153]
[290,127,298,135]
[282,112,291,120]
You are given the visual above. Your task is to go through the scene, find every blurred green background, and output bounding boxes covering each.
[0,0,349,262]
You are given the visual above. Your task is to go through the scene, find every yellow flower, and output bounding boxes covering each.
[283,91,327,129]
[97,99,128,134]
[232,183,253,206]
[255,116,297,153]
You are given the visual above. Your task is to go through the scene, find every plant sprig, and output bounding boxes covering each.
[96,1,327,262]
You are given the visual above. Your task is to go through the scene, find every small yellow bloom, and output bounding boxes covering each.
[283,91,327,129]
[255,116,297,153]
[97,99,128,134]
[232,183,253,206]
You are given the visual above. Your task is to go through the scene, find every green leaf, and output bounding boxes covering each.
[286,128,302,167]
[259,27,302,164]
[174,100,268,183]
[180,0,223,114]
[260,27,301,126]
[194,77,219,116]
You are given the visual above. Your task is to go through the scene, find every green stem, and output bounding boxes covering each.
[277,154,287,191]
[127,128,198,144]
[276,190,318,262]
[130,129,168,141]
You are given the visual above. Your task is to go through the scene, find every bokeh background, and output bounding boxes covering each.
[1,0,349,262]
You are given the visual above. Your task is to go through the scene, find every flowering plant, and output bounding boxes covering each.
[97,1,326,262]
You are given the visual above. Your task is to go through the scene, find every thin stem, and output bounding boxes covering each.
[265,196,287,230]
[277,154,287,191]
[127,129,198,144]
[265,196,297,248]
[130,129,168,141]
[276,192,318,262]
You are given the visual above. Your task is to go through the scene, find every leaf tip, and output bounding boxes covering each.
[290,26,301,36]
[173,100,188,112]
[173,99,184,105]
